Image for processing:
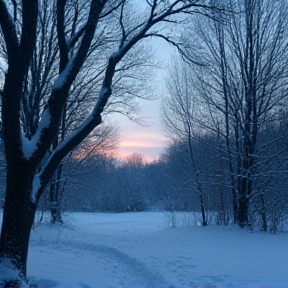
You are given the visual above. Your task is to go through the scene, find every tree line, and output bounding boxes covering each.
[162,0,288,230]
[34,142,288,234]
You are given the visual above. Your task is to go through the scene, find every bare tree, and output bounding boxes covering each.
[0,0,219,281]
[163,62,209,225]
[0,0,121,225]
[48,123,119,223]
[164,0,288,228]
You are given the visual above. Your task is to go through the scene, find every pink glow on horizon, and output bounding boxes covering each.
[115,132,166,163]
[116,146,164,163]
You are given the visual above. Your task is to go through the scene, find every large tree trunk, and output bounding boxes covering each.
[0,163,36,281]
[238,175,252,228]
[197,188,207,226]
[238,195,249,228]
[232,189,238,224]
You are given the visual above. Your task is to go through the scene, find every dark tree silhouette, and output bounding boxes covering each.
[0,0,218,282]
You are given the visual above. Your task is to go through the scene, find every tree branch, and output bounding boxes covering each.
[32,0,220,200]
[0,0,19,62]
[19,0,38,80]
[57,0,69,72]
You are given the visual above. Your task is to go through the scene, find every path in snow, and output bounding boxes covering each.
[30,240,166,288]
[23,212,288,287]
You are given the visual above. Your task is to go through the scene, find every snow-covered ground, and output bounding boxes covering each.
[2,211,288,288]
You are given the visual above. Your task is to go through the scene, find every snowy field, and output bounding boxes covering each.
[2,211,288,288]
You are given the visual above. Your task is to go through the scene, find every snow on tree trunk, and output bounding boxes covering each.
[0,162,36,281]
